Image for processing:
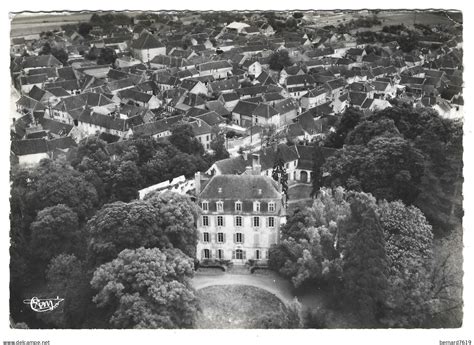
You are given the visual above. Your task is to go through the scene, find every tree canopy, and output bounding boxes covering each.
[91,247,199,328]
[86,200,170,266]
[269,50,293,71]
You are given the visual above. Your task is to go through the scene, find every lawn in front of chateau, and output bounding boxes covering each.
[195,285,287,328]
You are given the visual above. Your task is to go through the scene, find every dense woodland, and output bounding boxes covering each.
[10,124,229,328]
[270,105,463,328]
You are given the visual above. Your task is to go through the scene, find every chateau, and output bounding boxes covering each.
[195,172,286,264]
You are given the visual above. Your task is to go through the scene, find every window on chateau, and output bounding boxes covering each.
[268,202,275,212]
[203,232,210,243]
[202,215,209,227]
[268,217,275,228]
[217,249,224,259]
[235,216,242,227]
[254,202,260,212]
[235,249,245,260]
[217,232,224,243]
[203,249,210,259]
[235,201,242,211]
[202,201,209,211]
[253,216,260,227]
[235,233,243,243]
[217,216,224,227]
[216,201,223,212]
[255,249,261,260]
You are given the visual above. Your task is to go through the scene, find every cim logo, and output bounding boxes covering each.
[23,297,64,313]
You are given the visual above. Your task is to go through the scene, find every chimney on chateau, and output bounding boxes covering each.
[194,171,201,195]
[218,187,222,194]
[258,188,262,195]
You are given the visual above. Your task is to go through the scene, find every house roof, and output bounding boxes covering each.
[233,100,259,116]
[131,32,164,50]
[39,117,73,136]
[326,78,346,90]
[28,67,58,79]
[47,136,77,151]
[78,109,128,132]
[274,98,298,114]
[21,54,62,69]
[118,88,153,103]
[28,85,48,102]
[220,92,240,102]
[252,103,279,119]
[132,115,184,137]
[304,87,327,98]
[11,138,48,156]
[46,87,70,98]
[205,100,231,117]
[200,174,280,200]
[195,111,226,126]
[198,60,232,72]
[16,95,47,112]
[189,119,212,136]
[349,92,368,106]
[286,74,315,86]
[21,74,48,85]
[209,78,239,93]
[371,81,390,92]
[44,79,80,91]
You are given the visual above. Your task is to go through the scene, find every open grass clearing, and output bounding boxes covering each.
[195,285,286,329]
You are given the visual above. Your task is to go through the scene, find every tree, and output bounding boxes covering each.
[323,136,425,204]
[78,22,92,37]
[18,159,99,222]
[144,191,200,257]
[39,42,52,55]
[51,47,69,65]
[378,200,434,328]
[97,47,117,65]
[86,200,170,266]
[325,107,363,148]
[209,133,229,162]
[30,205,81,269]
[169,123,204,155]
[91,247,199,328]
[109,160,141,202]
[280,208,312,241]
[345,118,401,146]
[271,148,289,199]
[40,254,92,328]
[268,50,293,71]
[342,199,389,325]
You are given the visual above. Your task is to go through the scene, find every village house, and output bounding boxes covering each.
[189,118,214,150]
[197,60,233,79]
[131,32,166,63]
[219,92,240,111]
[300,87,328,111]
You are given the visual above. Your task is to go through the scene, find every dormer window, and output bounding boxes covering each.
[202,201,209,211]
[216,201,224,212]
[268,202,275,213]
[253,201,261,212]
[235,201,242,211]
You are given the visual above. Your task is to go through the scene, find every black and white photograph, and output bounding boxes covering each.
[2,1,472,343]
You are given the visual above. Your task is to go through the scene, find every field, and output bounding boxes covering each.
[195,285,287,328]
[377,10,455,28]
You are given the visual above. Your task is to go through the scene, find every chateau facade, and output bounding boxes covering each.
[195,173,285,265]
